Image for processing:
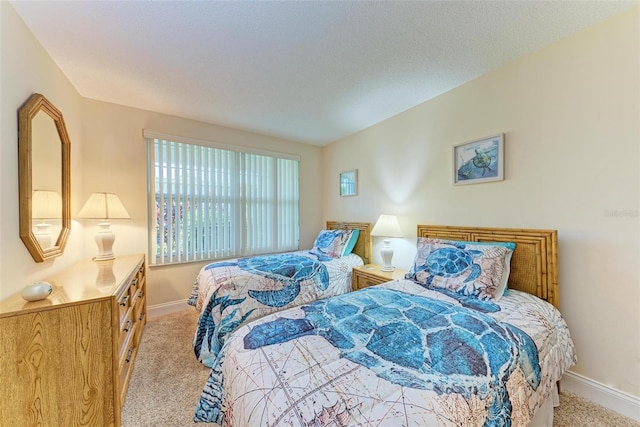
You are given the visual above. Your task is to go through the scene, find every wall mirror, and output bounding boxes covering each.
[18,93,71,262]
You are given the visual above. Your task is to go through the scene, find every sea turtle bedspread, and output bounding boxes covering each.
[188,251,363,367]
[194,279,576,426]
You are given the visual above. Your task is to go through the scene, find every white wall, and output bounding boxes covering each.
[322,6,639,402]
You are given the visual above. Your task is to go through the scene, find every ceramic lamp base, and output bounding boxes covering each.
[380,239,394,271]
[94,222,115,261]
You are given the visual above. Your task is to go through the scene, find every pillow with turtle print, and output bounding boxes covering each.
[309,229,356,260]
[405,238,514,300]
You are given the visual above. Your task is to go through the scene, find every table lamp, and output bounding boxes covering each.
[371,214,403,271]
[77,192,130,261]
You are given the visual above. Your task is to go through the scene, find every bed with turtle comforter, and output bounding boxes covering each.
[188,222,372,367]
[193,225,577,426]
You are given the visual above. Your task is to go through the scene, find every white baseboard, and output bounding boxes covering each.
[563,370,640,422]
[147,299,192,319]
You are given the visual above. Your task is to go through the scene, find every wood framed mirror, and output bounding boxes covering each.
[18,93,71,262]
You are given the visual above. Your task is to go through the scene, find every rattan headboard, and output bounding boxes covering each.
[416,225,559,309]
[326,221,373,265]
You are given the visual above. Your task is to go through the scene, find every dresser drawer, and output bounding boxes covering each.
[133,290,145,318]
[132,285,144,307]
[118,323,139,404]
[133,298,146,345]
[137,262,146,282]
[128,276,140,300]
[116,288,131,324]
[118,308,134,351]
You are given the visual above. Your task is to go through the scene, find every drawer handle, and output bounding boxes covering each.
[125,348,133,363]
[139,312,145,321]
[123,319,132,332]
[138,290,144,299]
[120,295,129,307]
[131,278,139,287]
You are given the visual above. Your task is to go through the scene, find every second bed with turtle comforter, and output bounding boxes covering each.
[188,250,364,367]
[193,279,576,426]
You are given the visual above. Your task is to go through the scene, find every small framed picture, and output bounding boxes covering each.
[453,134,504,185]
[339,169,358,196]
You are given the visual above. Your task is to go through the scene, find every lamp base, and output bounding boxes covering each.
[379,239,395,272]
[93,222,116,261]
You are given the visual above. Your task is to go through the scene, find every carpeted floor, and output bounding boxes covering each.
[122,310,639,427]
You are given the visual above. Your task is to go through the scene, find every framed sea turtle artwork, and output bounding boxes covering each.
[453,134,504,185]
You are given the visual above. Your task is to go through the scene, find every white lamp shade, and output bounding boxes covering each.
[371,214,403,238]
[32,190,62,220]
[77,193,131,219]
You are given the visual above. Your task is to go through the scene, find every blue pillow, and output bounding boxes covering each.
[342,229,360,256]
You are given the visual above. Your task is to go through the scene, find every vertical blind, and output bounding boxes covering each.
[145,133,300,265]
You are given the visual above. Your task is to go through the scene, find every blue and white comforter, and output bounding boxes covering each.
[188,251,363,367]
[194,279,576,426]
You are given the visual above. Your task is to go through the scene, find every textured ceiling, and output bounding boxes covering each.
[10,1,636,145]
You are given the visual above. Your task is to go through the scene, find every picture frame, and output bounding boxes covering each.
[453,134,504,185]
[339,169,358,196]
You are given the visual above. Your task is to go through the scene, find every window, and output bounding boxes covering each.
[145,132,300,265]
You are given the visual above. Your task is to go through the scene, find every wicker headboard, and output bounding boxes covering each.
[416,225,559,309]
[326,221,373,265]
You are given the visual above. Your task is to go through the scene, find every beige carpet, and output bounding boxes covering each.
[122,310,639,427]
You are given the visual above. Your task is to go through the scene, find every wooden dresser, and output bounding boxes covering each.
[0,254,147,427]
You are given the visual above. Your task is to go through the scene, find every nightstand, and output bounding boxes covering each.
[352,264,408,291]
